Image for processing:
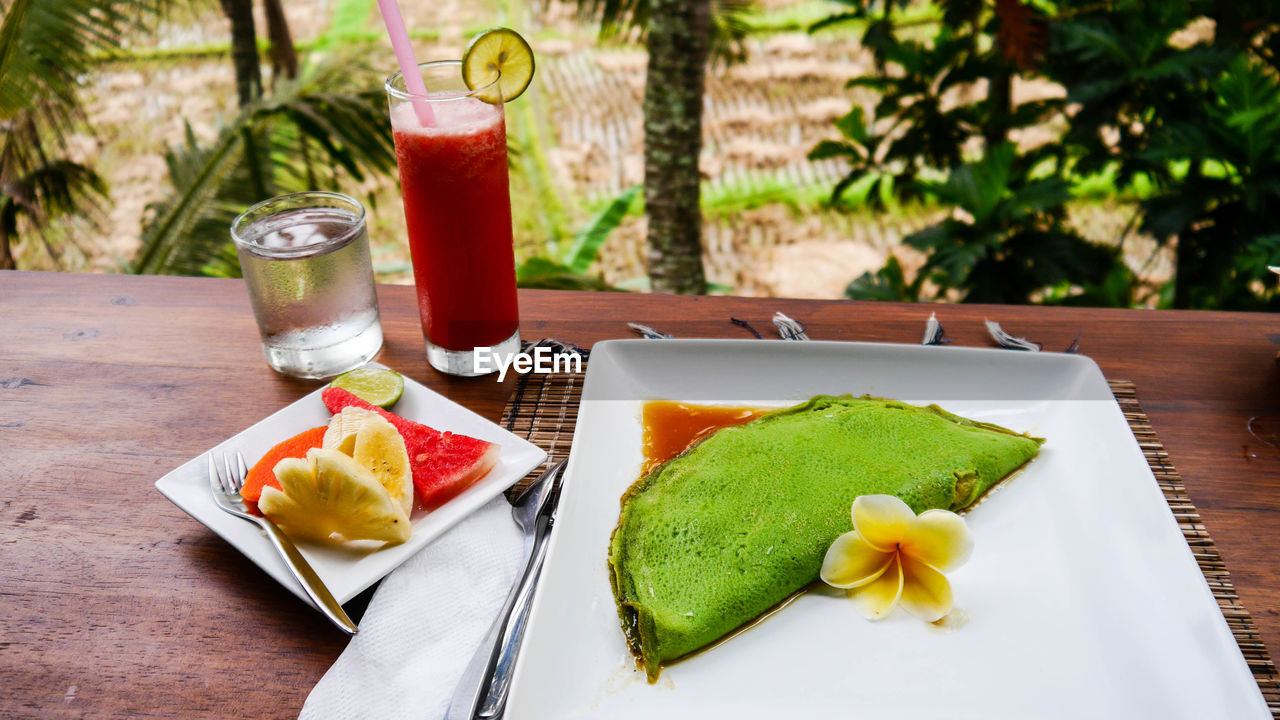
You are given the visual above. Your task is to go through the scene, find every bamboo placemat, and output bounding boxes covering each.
[499,369,1280,715]
[1109,380,1280,716]
[501,366,583,489]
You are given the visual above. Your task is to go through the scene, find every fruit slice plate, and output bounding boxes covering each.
[154,367,546,605]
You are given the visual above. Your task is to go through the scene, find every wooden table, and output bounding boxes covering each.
[4,269,1280,718]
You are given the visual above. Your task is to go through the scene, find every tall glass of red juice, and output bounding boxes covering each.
[385,61,519,376]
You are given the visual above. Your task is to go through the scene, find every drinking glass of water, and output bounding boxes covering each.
[231,191,383,379]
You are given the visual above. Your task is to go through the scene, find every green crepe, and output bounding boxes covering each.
[608,395,1043,680]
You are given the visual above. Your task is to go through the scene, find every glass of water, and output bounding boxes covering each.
[231,191,383,379]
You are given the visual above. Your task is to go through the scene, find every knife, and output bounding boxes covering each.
[445,458,568,720]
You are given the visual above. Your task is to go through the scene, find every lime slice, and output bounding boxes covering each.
[462,27,535,104]
[328,367,404,409]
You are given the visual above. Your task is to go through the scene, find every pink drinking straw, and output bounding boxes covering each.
[375,0,435,127]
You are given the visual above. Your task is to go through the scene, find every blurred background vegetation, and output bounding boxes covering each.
[2,0,1278,309]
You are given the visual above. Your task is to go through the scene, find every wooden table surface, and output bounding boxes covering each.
[4,269,1280,718]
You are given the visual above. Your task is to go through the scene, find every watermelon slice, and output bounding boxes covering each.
[322,387,502,509]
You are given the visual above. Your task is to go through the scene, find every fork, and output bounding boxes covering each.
[208,452,358,635]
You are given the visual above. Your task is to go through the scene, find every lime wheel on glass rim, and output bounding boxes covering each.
[462,28,535,104]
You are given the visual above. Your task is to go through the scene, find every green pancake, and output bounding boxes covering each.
[608,395,1043,680]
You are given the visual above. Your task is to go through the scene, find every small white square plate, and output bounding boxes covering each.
[154,368,546,605]
[505,339,1269,719]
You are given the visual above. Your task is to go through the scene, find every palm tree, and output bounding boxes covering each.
[132,2,396,275]
[221,0,262,106]
[642,0,711,294]
[0,0,174,269]
[576,0,752,294]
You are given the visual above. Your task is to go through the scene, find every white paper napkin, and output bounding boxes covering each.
[300,496,524,720]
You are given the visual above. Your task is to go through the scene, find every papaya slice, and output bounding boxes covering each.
[243,426,327,505]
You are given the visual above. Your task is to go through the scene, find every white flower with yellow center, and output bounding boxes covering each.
[820,495,973,622]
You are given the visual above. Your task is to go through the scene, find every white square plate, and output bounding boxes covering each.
[154,368,546,605]
[506,339,1268,719]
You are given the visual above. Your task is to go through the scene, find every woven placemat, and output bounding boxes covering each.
[501,367,583,487]
[1109,380,1280,716]
[500,370,1280,714]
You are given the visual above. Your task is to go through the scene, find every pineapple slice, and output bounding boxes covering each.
[322,407,414,515]
[322,406,381,455]
[352,414,414,516]
[259,448,411,545]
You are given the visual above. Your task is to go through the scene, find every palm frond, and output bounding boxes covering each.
[11,159,107,221]
[573,0,647,38]
[132,49,396,276]
[253,89,395,187]
[262,0,299,82]
[564,185,640,273]
[0,0,33,101]
[132,121,248,275]
[1,105,107,232]
[1,0,189,268]
[0,152,107,267]
[1,0,179,120]
[709,0,755,66]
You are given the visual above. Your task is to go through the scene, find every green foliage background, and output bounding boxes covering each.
[818,0,1280,310]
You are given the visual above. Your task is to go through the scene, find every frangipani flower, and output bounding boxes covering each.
[820,495,973,622]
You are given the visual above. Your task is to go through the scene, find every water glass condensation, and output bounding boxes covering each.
[231,191,383,379]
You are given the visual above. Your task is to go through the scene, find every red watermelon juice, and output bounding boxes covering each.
[387,62,520,375]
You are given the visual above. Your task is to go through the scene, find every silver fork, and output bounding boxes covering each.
[208,451,358,635]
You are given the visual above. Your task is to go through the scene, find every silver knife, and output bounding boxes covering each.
[445,459,568,720]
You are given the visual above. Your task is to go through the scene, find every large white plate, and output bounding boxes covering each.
[506,339,1268,719]
[154,367,546,605]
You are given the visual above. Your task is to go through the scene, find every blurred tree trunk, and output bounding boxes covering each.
[218,0,269,197]
[983,66,1011,148]
[643,0,710,294]
[262,0,298,83]
[220,0,261,107]
[0,217,13,270]
[1172,160,1205,310]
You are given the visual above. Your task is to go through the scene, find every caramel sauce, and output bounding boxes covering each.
[641,401,770,474]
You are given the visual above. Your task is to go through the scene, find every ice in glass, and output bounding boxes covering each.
[231,192,383,379]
